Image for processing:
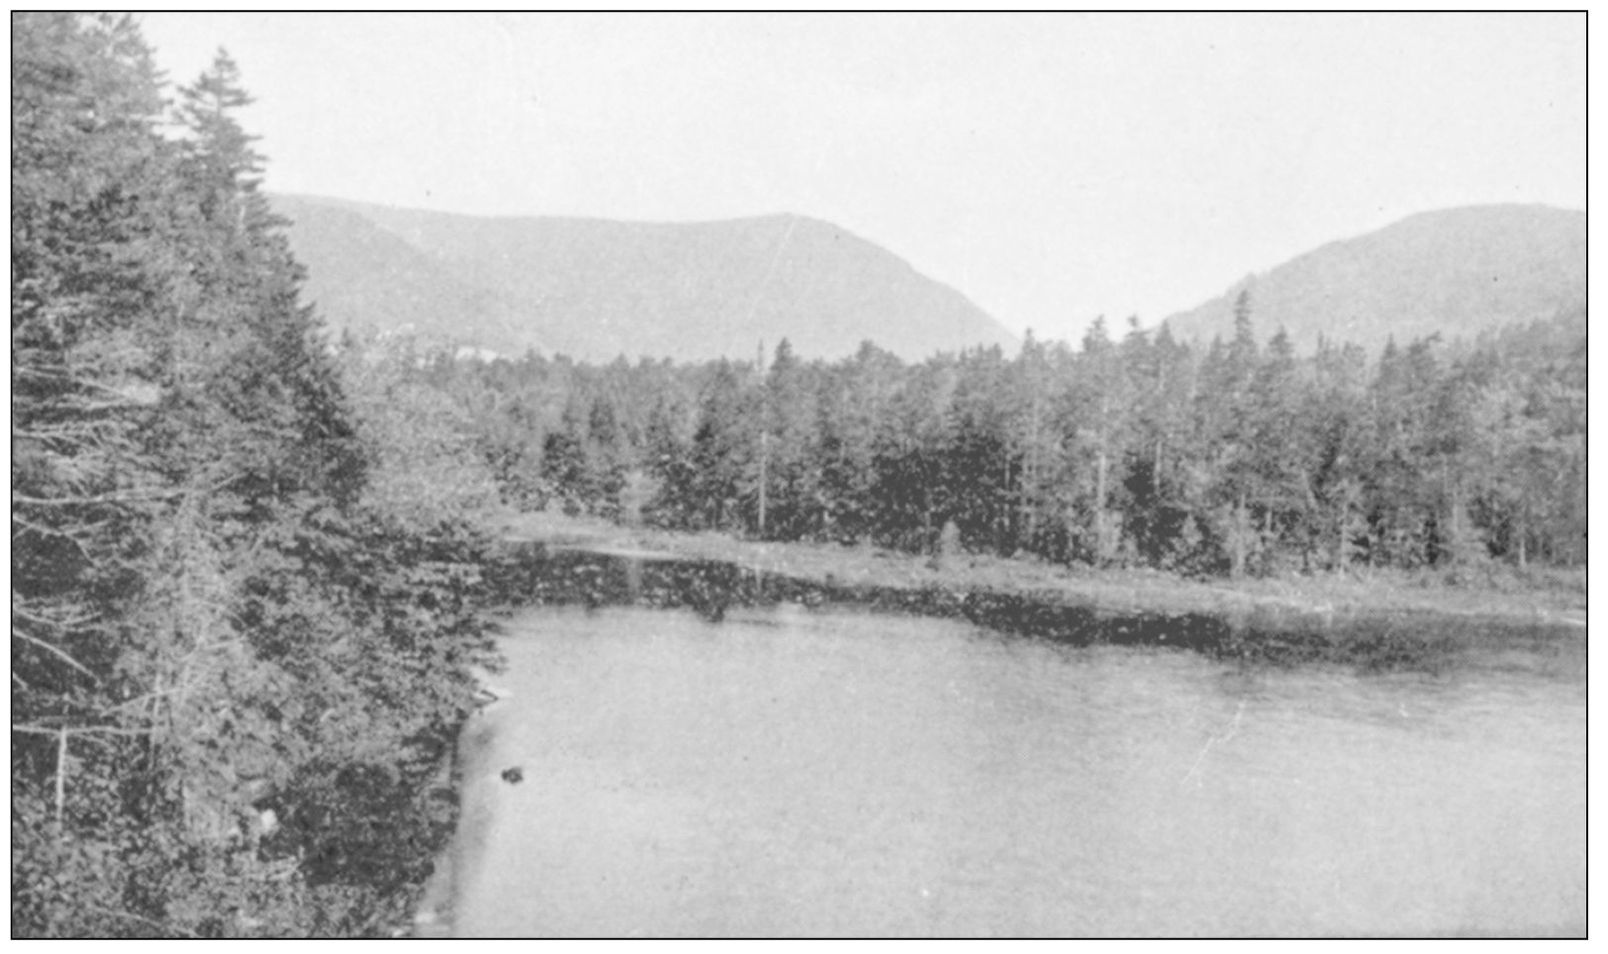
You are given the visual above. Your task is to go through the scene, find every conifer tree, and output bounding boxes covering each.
[14,20,495,936]
[690,360,757,531]
[759,339,823,538]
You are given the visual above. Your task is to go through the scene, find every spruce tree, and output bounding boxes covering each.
[14,20,495,936]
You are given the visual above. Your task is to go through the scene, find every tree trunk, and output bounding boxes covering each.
[1022,395,1041,546]
[757,429,768,538]
[1262,503,1272,574]
[1000,456,1012,553]
[1230,493,1248,579]
[1096,446,1108,514]
[1094,444,1111,563]
[922,481,933,552]
[1335,511,1347,573]
[1153,438,1162,498]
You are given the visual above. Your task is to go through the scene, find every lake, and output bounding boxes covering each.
[434,563,1585,937]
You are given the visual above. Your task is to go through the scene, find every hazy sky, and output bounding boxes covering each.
[136,12,1584,344]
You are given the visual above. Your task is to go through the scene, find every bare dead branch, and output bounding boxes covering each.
[12,604,101,630]
[79,904,198,938]
[55,728,67,828]
[10,629,100,682]
[13,489,182,507]
[11,516,102,565]
[13,723,151,737]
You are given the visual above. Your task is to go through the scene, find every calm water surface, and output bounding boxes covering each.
[445,604,1584,937]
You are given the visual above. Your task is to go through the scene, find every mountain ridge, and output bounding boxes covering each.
[271,194,1020,363]
[1159,203,1585,351]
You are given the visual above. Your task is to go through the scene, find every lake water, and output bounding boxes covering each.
[440,599,1584,937]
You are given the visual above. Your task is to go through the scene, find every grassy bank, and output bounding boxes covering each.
[492,509,1586,630]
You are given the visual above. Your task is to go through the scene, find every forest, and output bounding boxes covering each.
[403,294,1585,580]
[11,12,1585,939]
[13,14,499,936]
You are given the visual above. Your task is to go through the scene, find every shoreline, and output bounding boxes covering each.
[426,510,1585,935]
[492,510,1587,632]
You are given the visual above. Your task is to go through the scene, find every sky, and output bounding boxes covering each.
[135,12,1585,345]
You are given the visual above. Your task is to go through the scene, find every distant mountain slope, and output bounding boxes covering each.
[1160,205,1586,351]
[272,197,532,353]
[272,194,1018,362]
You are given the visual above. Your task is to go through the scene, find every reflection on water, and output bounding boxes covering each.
[446,602,1584,937]
[488,545,1582,677]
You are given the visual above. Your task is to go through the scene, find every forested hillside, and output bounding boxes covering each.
[401,308,1585,577]
[13,14,500,936]
[1162,204,1585,352]
[262,196,528,354]
[271,194,1021,363]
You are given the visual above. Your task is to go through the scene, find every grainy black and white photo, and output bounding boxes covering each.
[12,11,1586,938]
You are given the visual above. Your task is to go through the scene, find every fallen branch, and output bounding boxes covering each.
[80,904,198,938]
[11,516,101,565]
[13,489,181,507]
[12,604,100,631]
[13,723,151,737]
[11,629,99,682]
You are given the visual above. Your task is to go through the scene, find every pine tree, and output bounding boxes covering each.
[690,360,757,531]
[13,17,173,897]
[642,395,697,528]
[1009,330,1058,555]
[880,355,959,552]
[1307,339,1371,572]
[1364,335,1440,567]
[14,21,495,936]
[162,51,363,510]
[758,339,823,539]
[1242,326,1309,572]
[1122,320,1197,564]
[817,342,901,544]
[1059,316,1133,564]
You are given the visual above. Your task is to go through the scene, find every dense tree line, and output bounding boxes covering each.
[13,15,498,936]
[415,296,1584,578]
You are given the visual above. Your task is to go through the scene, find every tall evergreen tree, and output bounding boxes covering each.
[1058,316,1133,564]
[14,21,495,936]
[689,360,757,531]
[816,342,901,543]
[758,339,823,538]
